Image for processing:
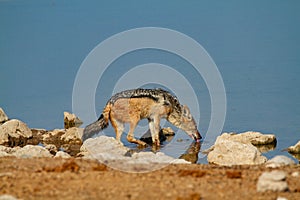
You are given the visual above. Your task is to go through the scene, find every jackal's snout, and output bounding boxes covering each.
[192,130,202,142]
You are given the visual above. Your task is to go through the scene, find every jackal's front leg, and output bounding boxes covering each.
[148,116,160,146]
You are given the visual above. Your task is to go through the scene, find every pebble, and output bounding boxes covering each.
[45,144,58,155]
[257,170,289,192]
[277,197,288,200]
[291,171,299,177]
[265,155,295,168]
[54,151,71,158]
[0,195,18,200]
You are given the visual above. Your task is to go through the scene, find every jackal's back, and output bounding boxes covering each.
[108,88,182,112]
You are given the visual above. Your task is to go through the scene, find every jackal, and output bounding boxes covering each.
[82,88,202,146]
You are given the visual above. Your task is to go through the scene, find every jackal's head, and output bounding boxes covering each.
[168,105,202,142]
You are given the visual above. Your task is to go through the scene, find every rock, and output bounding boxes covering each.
[219,131,276,146]
[161,127,175,136]
[30,128,83,156]
[0,145,20,157]
[28,128,47,145]
[130,152,190,164]
[277,197,288,200]
[0,119,32,147]
[140,127,167,145]
[240,131,276,145]
[60,127,83,156]
[61,127,83,142]
[206,131,277,166]
[12,145,52,158]
[42,129,66,146]
[139,127,175,145]
[82,136,190,172]
[0,108,9,123]
[286,141,300,154]
[55,151,71,158]
[290,153,300,161]
[83,136,129,161]
[265,155,296,168]
[292,171,299,177]
[255,143,276,153]
[0,194,18,200]
[0,150,11,157]
[257,171,289,192]
[80,143,88,152]
[64,111,82,129]
[76,151,91,158]
[77,142,90,158]
[45,144,58,155]
[0,145,19,154]
[207,133,267,166]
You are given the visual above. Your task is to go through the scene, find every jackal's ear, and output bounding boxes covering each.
[182,105,192,120]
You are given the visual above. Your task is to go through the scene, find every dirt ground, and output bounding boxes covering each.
[0,157,300,200]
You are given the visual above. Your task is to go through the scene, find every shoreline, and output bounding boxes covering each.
[0,157,300,200]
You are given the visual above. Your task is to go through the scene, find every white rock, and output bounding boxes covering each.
[80,143,88,152]
[287,140,300,154]
[82,136,190,172]
[0,145,19,154]
[130,152,189,164]
[277,197,288,200]
[219,131,276,145]
[207,133,267,166]
[291,171,299,177]
[257,171,289,192]
[83,136,129,160]
[0,119,32,146]
[55,151,71,158]
[12,145,52,158]
[0,145,20,157]
[0,151,12,157]
[266,155,296,168]
[0,194,18,200]
[0,108,9,123]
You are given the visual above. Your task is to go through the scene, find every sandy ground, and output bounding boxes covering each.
[0,157,300,200]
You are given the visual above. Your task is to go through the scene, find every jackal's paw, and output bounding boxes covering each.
[116,140,124,146]
[151,144,160,152]
[137,141,147,148]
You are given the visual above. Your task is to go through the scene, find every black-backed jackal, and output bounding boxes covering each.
[82,88,202,146]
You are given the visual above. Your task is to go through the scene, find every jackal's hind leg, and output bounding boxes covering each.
[127,120,147,147]
[110,118,124,145]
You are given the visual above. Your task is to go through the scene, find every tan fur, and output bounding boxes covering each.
[103,98,169,146]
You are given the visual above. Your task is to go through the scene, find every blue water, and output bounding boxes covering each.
[1,0,300,162]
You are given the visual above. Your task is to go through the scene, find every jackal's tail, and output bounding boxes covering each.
[81,104,111,141]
